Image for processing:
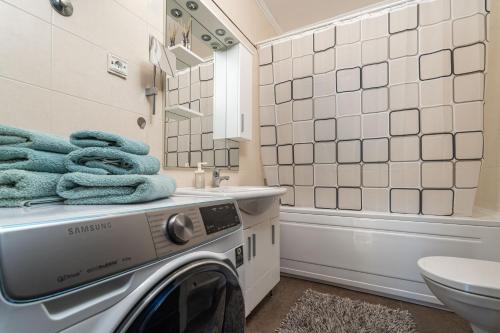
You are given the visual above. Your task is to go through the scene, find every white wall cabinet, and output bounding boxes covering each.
[213,43,253,141]
[241,198,280,316]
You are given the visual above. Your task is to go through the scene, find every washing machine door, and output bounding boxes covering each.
[116,259,244,333]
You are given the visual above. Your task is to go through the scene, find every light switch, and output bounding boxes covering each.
[108,54,128,79]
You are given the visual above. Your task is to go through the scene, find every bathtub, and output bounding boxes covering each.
[279,207,500,307]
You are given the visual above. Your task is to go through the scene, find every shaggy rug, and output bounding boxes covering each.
[276,289,418,333]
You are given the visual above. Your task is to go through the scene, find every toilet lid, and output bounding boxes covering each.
[418,256,500,299]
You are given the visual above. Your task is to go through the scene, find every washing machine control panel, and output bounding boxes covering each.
[0,199,241,302]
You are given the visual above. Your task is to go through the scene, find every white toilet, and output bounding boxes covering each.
[418,257,500,333]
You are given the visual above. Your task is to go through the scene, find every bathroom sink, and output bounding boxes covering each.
[176,186,286,200]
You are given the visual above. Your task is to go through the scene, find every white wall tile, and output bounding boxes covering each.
[0,2,51,88]
[3,0,51,21]
[362,37,388,65]
[314,95,336,119]
[337,20,361,45]
[390,109,420,136]
[313,71,336,97]
[273,40,292,61]
[362,88,388,114]
[454,43,486,75]
[294,143,314,164]
[202,133,214,150]
[391,189,420,214]
[419,0,451,26]
[419,21,452,53]
[454,73,485,103]
[190,134,201,151]
[293,121,314,143]
[277,123,293,145]
[315,187,337,209]
[390,136,420,161]
[338,187,362,210]
[421,133,454,160]
[389,4,418,33]
[421,189,454,215]
[337,92,362,117]
[276,102,293,125]
[337,140,362,163]
[261,146,277,166]
[455,132,483,160]
[260,64,274,85]
[389,56,419,85]
[292,55,313,79]
[337,67,361,92]
[314,25,336,52]
[313,48,336,74]
[281,186,295,205]
[315,119,336,141]
[390,30,418,59]
[363,188,390,212]
[420,50,452,80]
[200,97,213,115]
[199,63,214,81]
[200,80,214,98]
[275,81,292,104]
[453,14,486,47]
[455,161,482,188]
[292,77,313,100]
[293,99,313,121]
[362,13,388,40]
[420,77,453,107]
[337,116,361,140]
[362,112,389,138]
[390,162,421,187]
[292,34,314,57]
[363,163,389,187]
[190,151,202,168]
[421,105,453,134]
[314,142,336,164]
[295,186,315,207]
[168,89,179,106]
[274,58,293,83]
[363,138,389,162]
[178,87,190,104]
[336,43,361,69]
[314,164,337,186]
[278,145,293,165]
[422,161,454,188]
[390,83,419,110]
[454,102,483,132]
[260,126,276,145]
[362,62,388,89]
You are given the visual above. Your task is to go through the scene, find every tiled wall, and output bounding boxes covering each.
[1,0,165,158]
[165,62,240,169]
[258,0,490,216]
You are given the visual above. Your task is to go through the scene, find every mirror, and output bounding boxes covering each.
[163,0,240,170]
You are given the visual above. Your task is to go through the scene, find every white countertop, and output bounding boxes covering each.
[176,186,287,200]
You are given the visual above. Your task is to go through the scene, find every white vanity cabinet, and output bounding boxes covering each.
[240,197,280,317]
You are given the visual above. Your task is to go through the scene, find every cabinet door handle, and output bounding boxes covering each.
[272,224,275,245]
[247,236,251,262]
[241,114,245,133]
[252,233,256,257]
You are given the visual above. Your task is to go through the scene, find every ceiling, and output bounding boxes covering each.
[256,0,396,34]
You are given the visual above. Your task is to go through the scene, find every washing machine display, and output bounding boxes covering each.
[200,203,241,234]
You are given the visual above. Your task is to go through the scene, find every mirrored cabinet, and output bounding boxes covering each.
[163,0,253,170]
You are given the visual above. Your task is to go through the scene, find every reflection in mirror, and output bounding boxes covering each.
[163,0,240,170]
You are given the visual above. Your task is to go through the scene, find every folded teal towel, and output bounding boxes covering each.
[70,130,150,155]
[65,147,160,175]
[57,172,176,205]
[0,124,77,154]
[0,170,63,207]
[0,147,67,173]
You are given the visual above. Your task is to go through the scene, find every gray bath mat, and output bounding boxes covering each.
[276,289,418,333]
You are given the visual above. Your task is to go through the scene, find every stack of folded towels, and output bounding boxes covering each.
[0,125,176,207]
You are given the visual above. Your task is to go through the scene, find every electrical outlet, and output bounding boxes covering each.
[107,54,128,79]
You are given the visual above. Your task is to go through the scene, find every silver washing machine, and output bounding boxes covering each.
[0,196,246,333]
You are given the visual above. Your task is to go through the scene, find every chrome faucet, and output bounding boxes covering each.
[212,168,230,187]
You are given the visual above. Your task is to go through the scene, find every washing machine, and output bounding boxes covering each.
[0,195,246,333]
